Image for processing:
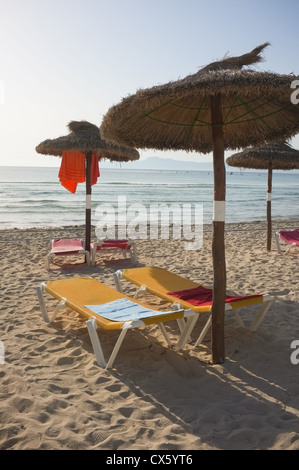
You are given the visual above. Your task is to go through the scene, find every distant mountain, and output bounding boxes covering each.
[102,156,213,171]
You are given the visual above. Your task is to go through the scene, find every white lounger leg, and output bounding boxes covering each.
[105,324,131,369]
[275,232,282,254]
[158,323,172,347]
[193,316,212,348]
[175,313,199,350]
[113,270,123,293]
[129,243,137,265]
[86,319,142,369]
[86,318,107,368]
[36,283,50,323]
[249,295,274,332]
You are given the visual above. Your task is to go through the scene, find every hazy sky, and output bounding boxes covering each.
[0,0,298,167]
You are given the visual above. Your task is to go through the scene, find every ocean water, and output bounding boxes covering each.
[0,165,298,230]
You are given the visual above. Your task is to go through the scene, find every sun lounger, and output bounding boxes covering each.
[113,266,274,350]
[46,238,90,270]
[36,276,194,369]
[91,239,137,266]
[275,229,299,255]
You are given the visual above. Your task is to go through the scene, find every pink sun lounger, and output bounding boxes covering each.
[46,238,91,270]
[91,239,137,266]
[275,229,299,255]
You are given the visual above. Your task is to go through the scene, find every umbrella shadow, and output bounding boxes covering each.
[102,315,299,450]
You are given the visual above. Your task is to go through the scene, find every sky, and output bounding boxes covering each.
[0,0,298,167]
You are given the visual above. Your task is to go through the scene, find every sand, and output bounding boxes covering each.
[1,219,299,450]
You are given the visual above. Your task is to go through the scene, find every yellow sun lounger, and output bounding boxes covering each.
[36,276,194,369]
[113,266,274,350]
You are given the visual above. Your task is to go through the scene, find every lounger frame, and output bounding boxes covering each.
[36,279,193,369]
[275,230,299,255]
[91,239,137,266]
[113,268,274,351]
[46,238,91,270]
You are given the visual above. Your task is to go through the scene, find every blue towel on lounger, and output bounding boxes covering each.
[85,298,173,322]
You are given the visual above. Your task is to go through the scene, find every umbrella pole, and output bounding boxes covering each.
[85,151,92,259]
[267,163,272,251]
[210,93,226,364]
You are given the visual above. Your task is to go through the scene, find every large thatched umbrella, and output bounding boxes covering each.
[226,141,299,251]
[100,43,299,364]
[36,120,140,254]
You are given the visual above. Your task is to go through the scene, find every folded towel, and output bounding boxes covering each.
[167,286,261,306]
[85,298,173,322]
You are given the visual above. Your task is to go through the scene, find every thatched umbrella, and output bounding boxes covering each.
[36,120,140,255]
[100,43,299,364]
[226,141,299,251]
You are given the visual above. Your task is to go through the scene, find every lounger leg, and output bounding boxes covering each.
[285,243,296,255]
[171,302,192,344]
[36,283,50,323]
[249,297,273,332]
[275,232,281,254]
[158,323,172,347]
[113,271,123,293]
[130,244,137,265]
[233,309,245,328]
[175,314,199,350]
[193,316,212,347]
[132,285,146,299]
[86,319,132,369]
[105,324,131,369]
[36,284,68,324]
[86,318,107,368]
[51,299,66,322]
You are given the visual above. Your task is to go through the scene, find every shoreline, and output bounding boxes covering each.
[1,217,298,233]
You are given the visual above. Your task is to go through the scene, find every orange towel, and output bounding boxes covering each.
[59,151,100,193]
[91,152,100,186]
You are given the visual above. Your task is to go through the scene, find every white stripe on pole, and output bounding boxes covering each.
[213,201,226,222]
[86,195,92,209]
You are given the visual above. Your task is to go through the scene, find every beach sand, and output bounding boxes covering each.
[1,219,299,450]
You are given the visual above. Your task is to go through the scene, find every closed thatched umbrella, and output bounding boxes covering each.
[100,43,299,364]
[226,141,299,251]
[36,120,140,254]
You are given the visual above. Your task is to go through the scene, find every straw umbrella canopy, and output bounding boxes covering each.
[100,43,299,364]
[226,141,299,251]
[35,120,140,254]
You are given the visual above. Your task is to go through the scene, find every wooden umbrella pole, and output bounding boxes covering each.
[85,151,92,257]
[210,93,226,364]
[267,162,273,251]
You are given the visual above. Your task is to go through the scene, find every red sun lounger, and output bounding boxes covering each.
[275,229,299,255]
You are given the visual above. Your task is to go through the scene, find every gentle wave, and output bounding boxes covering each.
[0,166,298,229]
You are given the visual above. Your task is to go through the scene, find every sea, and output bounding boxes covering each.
[0,165,298,230]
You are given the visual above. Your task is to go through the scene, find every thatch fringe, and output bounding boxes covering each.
[36,120,140,162]
[201,42,270,72]
[226,141,299,170]
[68,120,99,134]
[100,43,299,152]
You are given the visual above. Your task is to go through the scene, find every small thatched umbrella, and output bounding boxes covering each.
[100,43,299,364]
[226,141,299,251]
[36,120,140,254]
